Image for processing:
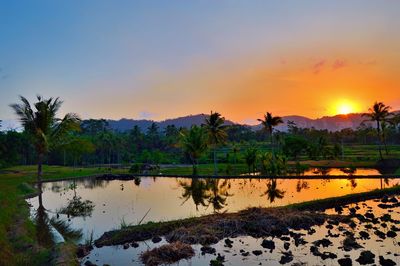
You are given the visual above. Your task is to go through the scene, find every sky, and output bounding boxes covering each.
[0,1,399,126]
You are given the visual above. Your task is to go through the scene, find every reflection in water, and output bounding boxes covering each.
[179,179,233,213]
[179,179,209,210]
[296,179,310,193]
[262,179,285,203]
[207,179,232,213]
[27,168,399,245]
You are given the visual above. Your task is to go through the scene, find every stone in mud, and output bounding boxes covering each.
[151,236,162,243]
[342,235,363,251]
[261,239,275,250]
[379,256,396,266]
[356,251,375,265]
[359,231,370,240]
[279,251,293,264]
[294,237,307,247]
[388,197,398,203]
[252,250,263,256]
[131,242,139,248]
[201,246,216,255]
[84,261,97,266]
[123,243,130,249]
[387,230,397,238]
[310,246,337,260]
[307,228,316,235]
[241,251,250,257]
[365,212,375,219]
[338,257,352,266]
[382,195,389,203]
[283,242,290,250]
[313,238,332,248]
[335,206,343,213]
[375,230,386,239]
[280,236,290,241]
[224,238,233,248]
[326,224,334,230]
[381,214,392,222]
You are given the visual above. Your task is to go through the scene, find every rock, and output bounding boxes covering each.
[359,231,370,239]
[381,214,392,222]
[356,251,375,265]
[307,228,316,235]
[131,242,139,248]
[310,246,337,260]
[342,235,363,251]
[123,243,130,249]
[280,236,290,241]
[84,261,97,266]
[375,230,386,239]
[252,250,263,256]
[387,230,397,238]
[261,239,275,250]
[201,246,216,254]
[379,256,396,266]
[313,238,332,248]
[283,242,290,250]
[335,206,344,213]
[389,197,398,203]
[365,212,375,219]
[382,195,389,203]
[152,236,162,243]
[241,251,250,257]
[279,251,293,264]
[224,238,233,248]
[338,257,352,266]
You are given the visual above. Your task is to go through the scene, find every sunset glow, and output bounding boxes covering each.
[335,100,358,115]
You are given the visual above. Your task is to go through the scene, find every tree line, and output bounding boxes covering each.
[1,97,400,178]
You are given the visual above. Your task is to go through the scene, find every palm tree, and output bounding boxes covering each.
[179,179,210,210]
[244,147,258,174]
[10,96,80,183]
[203,111,227,176]
[180,125,208,175]
[258,112,283,149]
[362,102,391,160]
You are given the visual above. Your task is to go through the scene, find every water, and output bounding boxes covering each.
[25,168,400,265]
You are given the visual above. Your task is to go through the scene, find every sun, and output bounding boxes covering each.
[334,100,357,115]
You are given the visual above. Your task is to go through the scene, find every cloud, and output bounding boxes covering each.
[138,111,156,120]
[332,59,347,70]
[312,60,326,74]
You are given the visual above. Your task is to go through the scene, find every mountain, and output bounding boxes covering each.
[272,113,373,132]
[107,114,235,132]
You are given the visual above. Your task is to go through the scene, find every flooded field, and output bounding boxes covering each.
[26,168,400,265]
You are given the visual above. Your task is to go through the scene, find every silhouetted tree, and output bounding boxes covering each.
[10,96,80,183]
[203,111,227,176]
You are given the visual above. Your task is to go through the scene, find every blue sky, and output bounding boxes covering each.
[1,1,399,126]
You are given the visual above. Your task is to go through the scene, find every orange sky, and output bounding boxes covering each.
[1,1,399,124]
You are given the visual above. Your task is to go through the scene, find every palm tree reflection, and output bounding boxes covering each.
[178,178,233,213]
[262,179,285,203]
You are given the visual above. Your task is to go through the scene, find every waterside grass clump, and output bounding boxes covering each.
[140,241,195,266]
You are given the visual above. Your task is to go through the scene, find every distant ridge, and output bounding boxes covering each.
[107,114,235,132]
[105,113,378,132]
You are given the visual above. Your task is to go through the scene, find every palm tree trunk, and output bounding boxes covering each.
[213,147,218,176]
[37,153,43,184]
[377,121,383,160]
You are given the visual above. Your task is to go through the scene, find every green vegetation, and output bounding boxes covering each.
[0,165,127,265]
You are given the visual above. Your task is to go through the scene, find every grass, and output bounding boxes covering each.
[0,165,128,266]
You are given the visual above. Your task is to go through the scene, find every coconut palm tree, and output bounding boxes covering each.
[10,96,80,183]
[244,147,258,174]
[362,102,391,160]
[180,125,208,175]
[203,111,227,176]
[258,112,283,148]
